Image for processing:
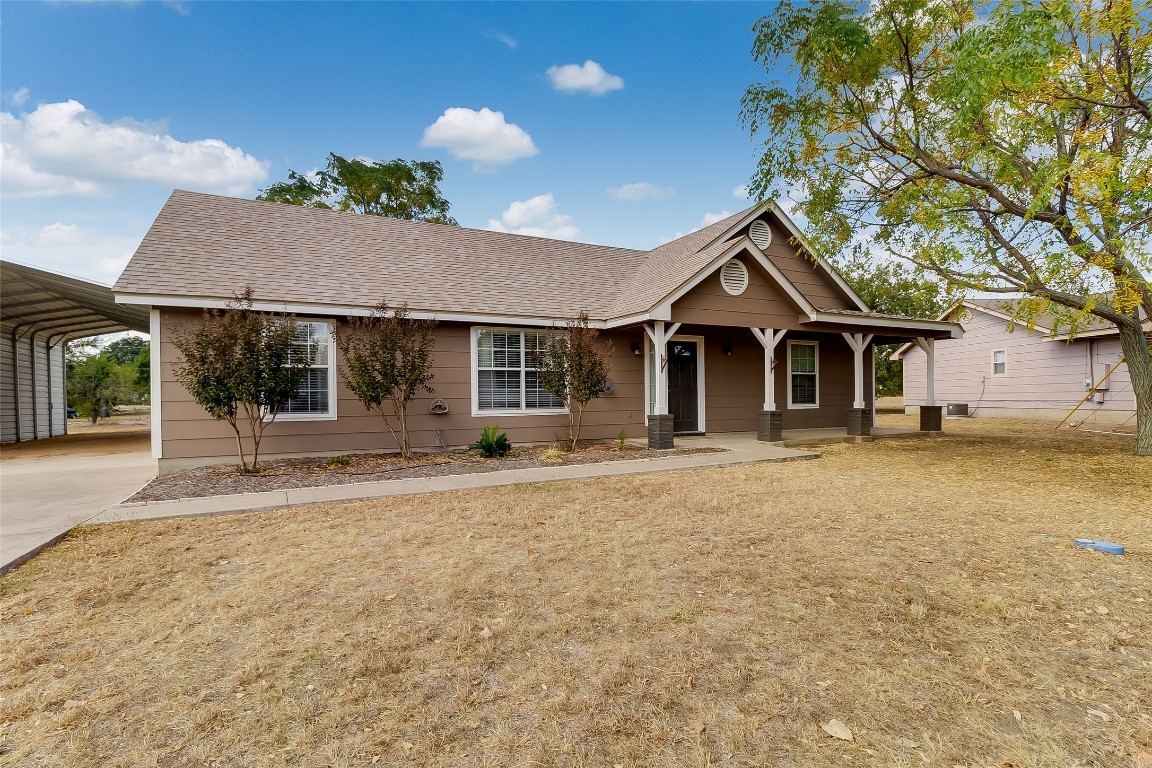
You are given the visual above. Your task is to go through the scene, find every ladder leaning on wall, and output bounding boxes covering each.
[1056,358,1126,430]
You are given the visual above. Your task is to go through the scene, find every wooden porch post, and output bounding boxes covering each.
[913,337,943,431]
[644,321,676,448]
[750,327,787,441]
[842,332,874,437]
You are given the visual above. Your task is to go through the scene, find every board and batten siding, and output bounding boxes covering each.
[158,309,648,465]
[1,324,67,443]
[902,308,1135,423]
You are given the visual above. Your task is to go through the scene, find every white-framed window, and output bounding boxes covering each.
[471,327,566,416]
[279,320,337,420]
[991,349,1007,376]
[787,340,819,408]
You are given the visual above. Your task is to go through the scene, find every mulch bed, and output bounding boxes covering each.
[126,443,727,503]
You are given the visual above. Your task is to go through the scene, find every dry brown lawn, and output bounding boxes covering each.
[2,418,1149,767]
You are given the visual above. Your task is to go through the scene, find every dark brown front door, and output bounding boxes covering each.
[667,340,699,432]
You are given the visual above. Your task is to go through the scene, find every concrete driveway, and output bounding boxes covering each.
[1,430,155,573]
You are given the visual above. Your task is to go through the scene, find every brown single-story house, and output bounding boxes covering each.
[113,190,962,473]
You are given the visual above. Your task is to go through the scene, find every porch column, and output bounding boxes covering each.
[914,337,943,431]
[842,333,874,437]
[644,321,678,449]
[750,327,786,442]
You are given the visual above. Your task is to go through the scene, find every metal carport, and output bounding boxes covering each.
[2,260,150,443]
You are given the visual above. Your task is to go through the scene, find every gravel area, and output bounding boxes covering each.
[127,444,726,503]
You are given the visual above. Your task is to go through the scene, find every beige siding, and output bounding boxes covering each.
[671,259,805,329]
[159,308,875,461]
[159,309,649,460]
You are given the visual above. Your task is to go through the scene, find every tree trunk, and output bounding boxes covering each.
[395,398,410,460]
[227,416,249,473]
[1117,324,1152,456]
[570,401,586,453]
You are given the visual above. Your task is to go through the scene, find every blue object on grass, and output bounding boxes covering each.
[1074,539,1125,556]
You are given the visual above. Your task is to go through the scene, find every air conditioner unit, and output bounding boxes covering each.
[946,403,969,417]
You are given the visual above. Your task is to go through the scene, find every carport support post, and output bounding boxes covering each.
[914,337,943,432]
[750,327,786,442]
[644,321,676,449]
[842,333,874,437]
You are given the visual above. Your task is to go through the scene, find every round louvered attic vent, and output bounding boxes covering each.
[720,259,749,296]
[749,219,773,250]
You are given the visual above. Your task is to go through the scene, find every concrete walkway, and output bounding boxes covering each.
[88,433,817,525]
[1,433,155,573]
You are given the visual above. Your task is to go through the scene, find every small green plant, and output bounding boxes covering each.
[616,427,629,450]
[470,426,511,458]
[324,455,353,467]
[539,447,564,465]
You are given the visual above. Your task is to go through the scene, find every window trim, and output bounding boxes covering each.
[991,349,1007,377]
[470,326,568,417]
[787,340,819,409]
[276,319,338,422]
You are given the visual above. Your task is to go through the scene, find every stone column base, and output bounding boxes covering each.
[920,405,944,432]
[757,410,783,442]
[847,407,873,437]
[647,414,675,449]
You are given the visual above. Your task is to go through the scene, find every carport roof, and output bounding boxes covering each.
[2,260,150,342]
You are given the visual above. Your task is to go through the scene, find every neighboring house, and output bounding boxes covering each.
[894,298,1142,427]
[113,191,961,473]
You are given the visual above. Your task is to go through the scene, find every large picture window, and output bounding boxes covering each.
[788,341,818,408]
[473,328,565,414]
[280,321,336,419]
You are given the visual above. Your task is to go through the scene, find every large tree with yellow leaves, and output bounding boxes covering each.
[743,0,1152,453]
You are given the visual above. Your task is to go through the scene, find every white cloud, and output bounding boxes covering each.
[0,100,268,198]
[608,182,676,201]
[484,31,517,49]
[546,60,624,95]
[732,185,750,200]
[420,107,538,169]
[5,87,29,107]
[1,223,142,282]
[702,210,733,226]
[486,194,580,240]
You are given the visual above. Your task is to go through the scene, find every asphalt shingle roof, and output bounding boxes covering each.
[114,191,765,321]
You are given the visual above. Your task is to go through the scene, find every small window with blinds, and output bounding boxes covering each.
[787,341,819,408]
[720,259,750,296]
[280,321,336,419]
[474,328,566,414]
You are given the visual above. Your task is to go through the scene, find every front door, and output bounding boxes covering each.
[667,340,699,432]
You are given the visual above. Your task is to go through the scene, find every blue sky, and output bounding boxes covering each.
[1,1,789,285]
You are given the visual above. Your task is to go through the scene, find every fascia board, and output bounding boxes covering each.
[114,293,612,329]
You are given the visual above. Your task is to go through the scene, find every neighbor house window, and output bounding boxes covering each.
[788,341,818,408]
[280,321,336,419]
[992,349,1007,376]
[473,328,565,414]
